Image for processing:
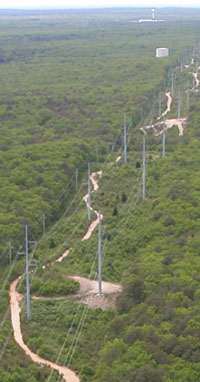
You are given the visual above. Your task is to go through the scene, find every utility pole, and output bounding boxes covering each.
[106,142,112,155]
[171,72,175,97]
[186,83,190,109]
[17,226,36,320]
[25,225,31,319]
[178,90,182,118]
[180,56,183,73]
[9,242,12,267]
[124,113,127,164]
[98,212,102,297]
[95,145,99,163]
[193,75,195,90]
[129,115,133,128]
[162,118,166,158]
[142,135,146,200]
[75,168,78,191]
[159,90,162,116]
[42,213,46,236]
[140,108,143,121]
[88,163,91,221]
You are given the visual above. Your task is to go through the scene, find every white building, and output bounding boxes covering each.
[156,47,169,58]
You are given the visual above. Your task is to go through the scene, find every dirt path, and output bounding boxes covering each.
[42,170,102,264]
[141,86,187,136]
[9,277,79,382]
[82,171,103,241]
[150,62,200,136]
[190,72,199,91]
[9,164,122,381]
[10,59,196,379]
[141,92,173,134]
[42,248,72,270]
[157,92,172,120]
[154,118,187,136]
[115,155,121,162]
[187,57,199,91]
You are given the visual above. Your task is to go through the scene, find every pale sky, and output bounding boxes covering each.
[0,0,200,9]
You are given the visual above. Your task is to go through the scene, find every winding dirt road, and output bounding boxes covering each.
[9,277,79,382]
[141,88,187,136]
[190,71,199,91]
[9,165,121,382]
[156,91,186,135]
[142,59,200,137]
[157,91,172,120]
[10,59,197,381]
[154,118,186,137]
[82,171,103,241]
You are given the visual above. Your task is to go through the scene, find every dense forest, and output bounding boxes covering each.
[1,7,200,382]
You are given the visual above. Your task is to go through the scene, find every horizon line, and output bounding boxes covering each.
[1,6,200,10]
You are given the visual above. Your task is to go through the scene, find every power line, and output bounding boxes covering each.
[158,89,162,117]
[6,154,142,380]
[142,134,146,200]
[42,214,46,236]
[98,211,103,297]
[38,183,85,244]
[0,251,20,298]
[0,106,142,372]
[0,330,12,362]
[171,72,175,97]
[186,83,190,109]
[123,113,127,164]
[25,225,31,320]
[88,163,91,221]
[0,83,170,370]
[162,118,166,158]
[177,89,182,118]
[75,169,78,192]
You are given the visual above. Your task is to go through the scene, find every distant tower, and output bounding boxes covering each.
[151,8,155,20]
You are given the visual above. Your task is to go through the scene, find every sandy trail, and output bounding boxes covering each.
[82,171,103,241]
[9,277,79,382]
[184,57,199,91]
[42,248,72,269]
[109,155,122,166]
[157,92,172,120]
[43,170,103,265]
[12,60,195,379]
[191,72,199,90]
[188,55,199,90]
[154,118,187,136]
[9,164,121,381]
[141,86,187,136]
[9,171,102,382]
[115,155,121,162]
